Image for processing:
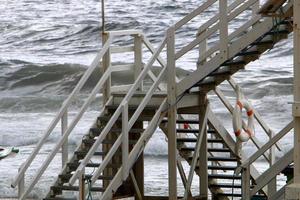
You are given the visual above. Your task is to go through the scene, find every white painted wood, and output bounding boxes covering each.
[11,37,113,189]
[219,0,228,60]
[109,30,143,36]
[91,135,122,183]
[237,121,293,173]
[110,84,133,93]
[20,68,113,200]
[61,110,68,167]
[111,64,134,72]
[134,35,143,90]
[122,102,129,181]
[102,33,112,103]
[71,37,167,185]
[175,0,217,30]
[130,170,143,200]
[251,149,293,196]
[293,0,300,184]
[18,165,24,199]
[166,26,177,200]
[100,100,167,199]
[242,166,251,199]
[111,46,135,54]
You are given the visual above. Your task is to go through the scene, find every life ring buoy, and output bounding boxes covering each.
[233,97,254,142]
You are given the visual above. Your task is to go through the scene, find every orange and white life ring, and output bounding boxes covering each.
[233,93,254,142]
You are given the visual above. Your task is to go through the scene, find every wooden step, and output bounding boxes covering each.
[74,151,105,159]
[59,174,113,182]
[209,183,242,188]
[51,185,104,192]
[83,138,137,146]
[180,147,230,153]
[98,115,153,123]
[188,156,237,162]
[208,156,238,162]
[176,129,216,134]
[236,50,260,57]
[252,40,274,46]
[208,174,241,179]
[266,29,290,35]
[89,127,144,137]
[106,105,158,111]
[67,162,119,171]
[177,138,223,143]
[222,60,246,67]
[207,165,236,171]
[161,119,199,124]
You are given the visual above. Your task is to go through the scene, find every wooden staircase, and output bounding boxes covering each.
[12,0,296,199]
[45,104,158,199]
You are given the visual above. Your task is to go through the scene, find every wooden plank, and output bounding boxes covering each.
[250,149,293,196]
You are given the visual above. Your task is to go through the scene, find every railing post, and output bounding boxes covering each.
[134,34,143,91]
[18,164,25,200]
[122,101,129,181]
[166,26,177,200]
[102,32,111,103]
[79,169,85,200]
[198,29,207,68]
[268,130,276,197]
[219,0,228,60]
[242,165,250,200]
[199,93,208,199]
[61,110,68,167]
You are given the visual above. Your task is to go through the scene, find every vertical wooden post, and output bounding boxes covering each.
[286,2,300,198]
[134,34,143,91]
[198,92,208,199]
[167,26,177,200]
[122,101,129,181]
[18,165,24,200]
[242,166,250,200]
[198,29,207,68]
[293,0,300,184]
[268,130,276,196]
[61,110,68,167]
[79,169,85,200]
[219,0,228,60]
[102,32,111,103]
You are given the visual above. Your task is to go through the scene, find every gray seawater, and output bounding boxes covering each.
[0,0,294,198]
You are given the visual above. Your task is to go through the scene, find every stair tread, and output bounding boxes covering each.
[44,197,76,200]
[90,127,144,135]
[161,119,199,124]
[59,174,113,181]
[207,165,237,170]
[236,50,260,56]
[188,156,237,162]
[51,185,104,192]
[181,147,230,152]
[208,174,241,179]
[177,138,223,143]
[209,183,242,188]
